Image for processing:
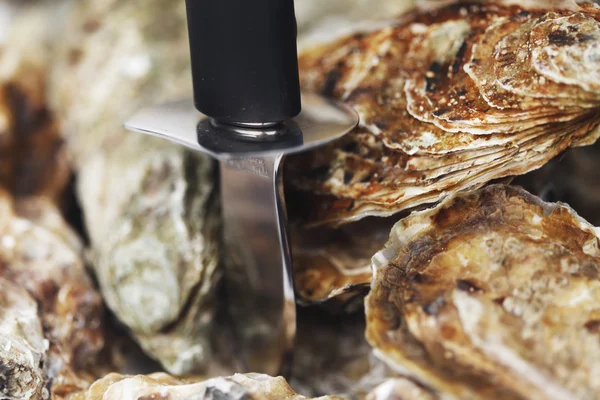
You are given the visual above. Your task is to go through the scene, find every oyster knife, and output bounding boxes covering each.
[125,0,358,376]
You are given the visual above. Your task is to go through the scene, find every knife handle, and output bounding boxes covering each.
[185,0,301,125]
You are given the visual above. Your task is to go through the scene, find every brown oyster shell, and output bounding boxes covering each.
[289,2,600,227]
[465,13,600,109]
[366,184,600,400]
[67,372,341,400]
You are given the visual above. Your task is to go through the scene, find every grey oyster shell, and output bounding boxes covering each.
[0,192,108,399]
[48,0,221,375]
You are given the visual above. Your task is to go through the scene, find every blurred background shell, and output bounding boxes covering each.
[67,372,341,400]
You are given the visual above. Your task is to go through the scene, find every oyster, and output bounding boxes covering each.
[49,0,221,374]
[287,0,600,304]
[67,372,340,400]
[0,7,110,397]
[515,140,600,226]
[0,191,109,399]
[366,184,600,399]
[290,1,600,226]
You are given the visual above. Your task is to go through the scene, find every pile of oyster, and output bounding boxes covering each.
[292,3,600,226]
[1,0,600,399]
[288,0,600,305]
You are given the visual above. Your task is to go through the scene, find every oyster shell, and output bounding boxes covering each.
[291,217,398,305]
[67,372,340,400]
[366,184,600,399]
[295,0,417,51]
[0,191,109,399]
[287,1,600,304]
[49,0,221,374]
[290,1,600,226]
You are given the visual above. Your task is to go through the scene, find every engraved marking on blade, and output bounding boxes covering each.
[222,158,270,177]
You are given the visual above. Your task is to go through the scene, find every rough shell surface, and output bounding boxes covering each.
[0,277,46,400]
[289,1,600,226]
[366,184,600,400]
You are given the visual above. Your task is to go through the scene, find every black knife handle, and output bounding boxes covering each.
[185,0,301,125]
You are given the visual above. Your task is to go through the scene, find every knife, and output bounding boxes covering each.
[125,0,358,376]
